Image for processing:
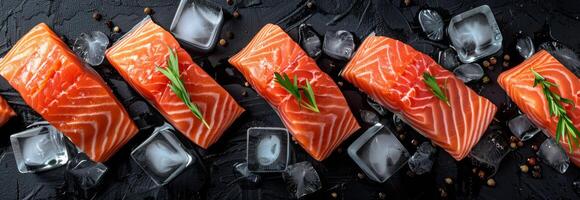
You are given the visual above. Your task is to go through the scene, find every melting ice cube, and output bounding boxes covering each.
[348,123,410,183]
[537,138,569,174]
[10,125,69,173]
[516,36,535,59]
[438,48,461,70]
[418,9,444,41]
[131,124,192,185]
[408,142,437,175]
[283,161,322,199]
[299,24,322,58]
[170,0,224,52]
[448,5,502,63]
[453,63,484,82]
[323,30,355,60]
[246,127,289,172]
[508,114,540,141]
[67,153,108,189]
[72,31,109,66]
[540,42,580,77]
[468,127,511,177]
[366,97,387,116]
[360,109,380,124]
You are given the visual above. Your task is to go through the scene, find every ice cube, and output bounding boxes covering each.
[131,124,192,185]
[323,30,355,60]
[10,125,69,173]
[360,109,380,124]
[283,161,322,199]
[67,153,108,189]
[537,138,569,174]
[516,36,534,59]
[408,142,437,175]
[246,127,289,172]
[448,5,502,63]
[468,127,511,177]
[540,42,580,77]
[299,24,322,58]
[453,63,484,82]
[508,114,540,141]
[438,48,461,70]
[72,31,109,66]
[418,9,444,41]
[170,0,224,52]
[348,123,410,183]
[366,98,387,116]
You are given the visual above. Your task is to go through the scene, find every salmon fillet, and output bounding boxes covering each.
[498,50,580,166]
[0,96,14,126]
[229,24,360,161]
[341,36,497,160]
[106,17,244,148]
[0,23,138,162]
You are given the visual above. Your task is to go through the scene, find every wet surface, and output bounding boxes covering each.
[0,0,580,199]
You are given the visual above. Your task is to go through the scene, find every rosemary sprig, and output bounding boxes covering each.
[156,48,209,128]
[274,72,319,113]
[422,72,450,106]
[531,68,579,152]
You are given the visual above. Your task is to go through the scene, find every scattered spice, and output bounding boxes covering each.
[510,136,517,142]
[486,178,496,187]
[404,0,412,6]
[378,192,386,199]
[226,0,233,5]
[241,90,248,97]
[503,61,509,67]
[472,168,478,174]
[478,170,486,179]
[411,139,419,146]
[331,192,338,198]
[527,157,537,166]
[113,26,120,33]
[444,177,453,185]
[219,38,228,46]
[92,12,102,21]
[232,10,240,18]
[144,7,153,15]
[533,165,541,170]
[517,141,524,147]
[532,170,541,178]
[510,142,517,149]
[483,60,490,68]
[482,76,490,84]
[105,20,113,28]
[399,134,405,140]
[226,31,234,39]
[489,57,497,65]
[357,172,365,179]
[337,81,344,87]
[244,81,250,87]
[531,144,539,151]
[439,188,447,198]
[503,54,510,61]
[520,164,529,173]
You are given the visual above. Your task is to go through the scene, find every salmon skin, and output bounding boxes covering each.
[229,24,360,161]
[0,23,138,162]
[0,96,14,126]
[498,50,580,166]
[341,36,497,160]
[106,17,244,149]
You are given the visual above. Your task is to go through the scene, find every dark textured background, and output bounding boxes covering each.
[1,0,580,199]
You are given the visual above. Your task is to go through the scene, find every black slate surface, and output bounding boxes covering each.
[1,0,580,199]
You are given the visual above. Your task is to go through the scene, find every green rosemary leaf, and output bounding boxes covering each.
[422,72,450,106]
[157,47,209,128]
[302,80,319,113]
[274,72,319,113]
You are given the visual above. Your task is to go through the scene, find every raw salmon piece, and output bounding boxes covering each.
[0,23,138,162]
[341,36,497,160]
[106,17,244,148]
[498,50,580,166]
[0,96,15,126]
[229,24,360,161]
